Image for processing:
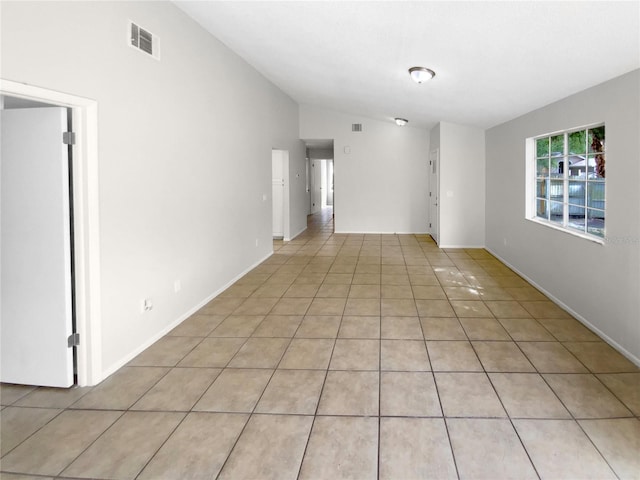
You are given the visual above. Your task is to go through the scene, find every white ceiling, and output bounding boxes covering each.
[175,1,639,130]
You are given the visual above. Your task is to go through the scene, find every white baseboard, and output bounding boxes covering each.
[333,230,430,235]
[99,251,273,382]
[486,247,640,367]
[286,225,307,241]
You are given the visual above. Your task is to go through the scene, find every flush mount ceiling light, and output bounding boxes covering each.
[408,66,435,84]
[394,118,408,126]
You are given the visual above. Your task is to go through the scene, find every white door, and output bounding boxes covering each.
[1,107,74,387]
[310,160,322,214]
[272,150,284,238]
[429,148,440,245]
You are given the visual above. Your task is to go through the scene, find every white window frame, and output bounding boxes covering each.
[525,123,606,244]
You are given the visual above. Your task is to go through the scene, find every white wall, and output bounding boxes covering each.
[300,105,430,233]
[486,70,640,363]
[1,1,305,380]
[430,121,486,248]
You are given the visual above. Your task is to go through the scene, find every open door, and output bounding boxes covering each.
[429,148,440,245]
[1,107,75,387]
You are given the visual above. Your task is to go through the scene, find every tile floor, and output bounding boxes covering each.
[1,208,639,479]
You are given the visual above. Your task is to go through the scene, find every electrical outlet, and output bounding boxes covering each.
[255,238,259,247]
[142,298,153,312]
[174,280,181,293]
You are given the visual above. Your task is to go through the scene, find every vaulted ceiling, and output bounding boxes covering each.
[175,1,639,130]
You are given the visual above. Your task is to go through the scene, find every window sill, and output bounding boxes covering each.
[526,217,605,245]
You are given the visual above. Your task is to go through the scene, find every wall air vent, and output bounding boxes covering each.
[351,123,363,132]
[129,21,160,60]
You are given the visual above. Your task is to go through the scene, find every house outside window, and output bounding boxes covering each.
[530,125,605,240]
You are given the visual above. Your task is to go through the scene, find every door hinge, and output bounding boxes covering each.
[63,132,76,145]
[67,333,80,348]
[429,223,432,228]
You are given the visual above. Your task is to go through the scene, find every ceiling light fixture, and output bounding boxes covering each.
[394,118,408,126]
[409,66,435,84]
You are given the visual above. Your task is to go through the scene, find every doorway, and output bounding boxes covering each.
[271,149,290,240]
[429,148,440,244]
[0,80,101,387]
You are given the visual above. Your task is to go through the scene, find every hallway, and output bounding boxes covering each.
[1,209,638,479]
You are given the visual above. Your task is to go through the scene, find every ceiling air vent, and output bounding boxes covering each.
[129,21,160,60]
[351,123,363,132]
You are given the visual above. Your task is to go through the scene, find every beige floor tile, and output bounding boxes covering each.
[563,341,639,373]
[255,369,325,414]
[193,368,272,413]
[459,317,511,340]
[519,300,572,319]
[381,284,414,299]
[514,419,617,479]
[420,317,468,340]
[317,371,379,416]
[0,473,55,480]
[316,283,351,297]
[128,336,201,367]
[411,285,446,300]
[227,337,289,368]
[381,316,424,339]
[344,298,381,316]
[478,286,514,300]
[409,273,440,285]
[536,317,600,341]
[295,315,341,338]
[208,315,264,337]
[353,273,381,285]
[447,418,537,479]
[0,384,36,406]
[0,409,121,476]
[426,341,483,371]
[323,273,353,284]
[348,284,380,298]
[306,297,347,315]
[139,412,248,479]
[435,373,506,417]
[232,297,279,315]
[355,264,381,275]
[339,316,380,338]
[381,340,431,371]
[62,411,184,480]
[299,416,378,480]
[178,337,246,367]
[543,374,633,418]
[330,339,380,370]
[200,297,245,315]
[250,283,290,297]
[518,341,588,373]
[489,373,570,418]
[498,317,556,341]
[269,297,313,315]
[380,372,441,416]
[381,273,411,285]
[579,418,640,480]
[71,366,168,410]
[503,286,547,301]
[283,283,319,298]
[251,314,303,337]
[131,367,220,411]
[443,286,483,300]
[294,273,326,285]
[279,338,334,369]
[597,372,640,416]
[382,264,406,274]
[265,273,298,285]
[14,385,91,409]
[415,299,456,317]
[219,414,312,480]
[379,418,456,480]
[472,341,536,372]
[1,406,61,456]
[168,314,225,337]
[484,300,532,318]
[381,298,418,316]
[450,300,494,318]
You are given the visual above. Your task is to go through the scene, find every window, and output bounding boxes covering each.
[530,125,605,239]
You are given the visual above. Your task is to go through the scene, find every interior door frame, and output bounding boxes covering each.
[1,79,102,386]
[429,148,440,244]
